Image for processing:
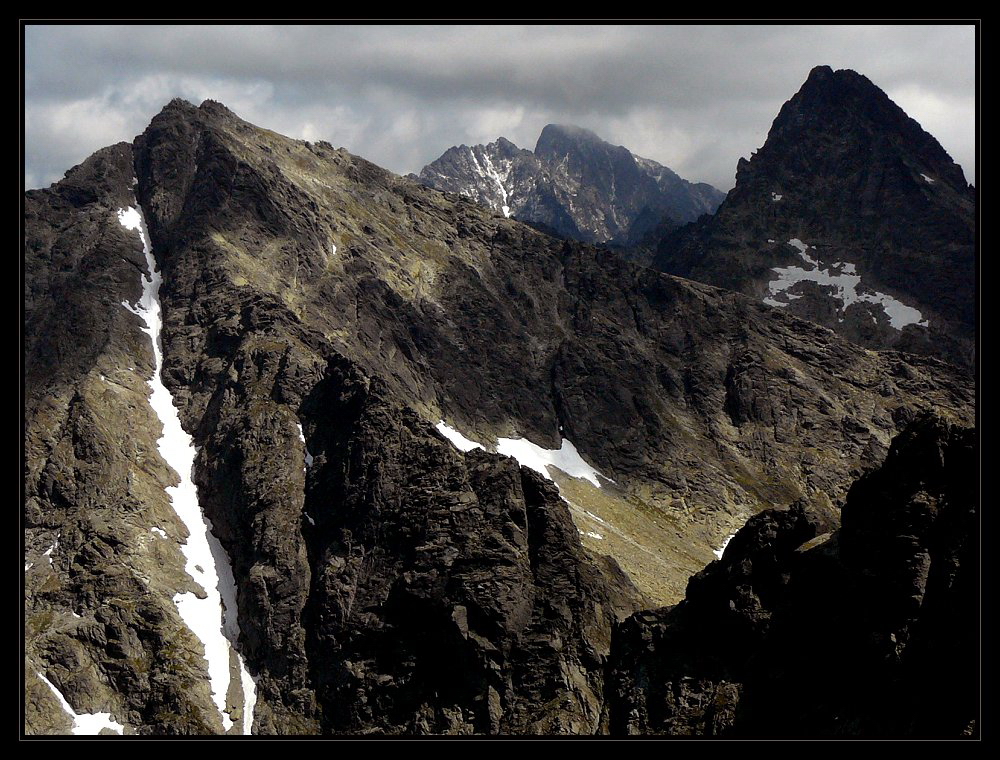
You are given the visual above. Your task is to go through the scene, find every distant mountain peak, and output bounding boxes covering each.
[418,123,725,244]
[535,123,604,151]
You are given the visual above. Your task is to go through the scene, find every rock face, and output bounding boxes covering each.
[415,124,725,244]
[24,144,225,734]
[606,413,978,738]
[24,97,976,736]
[298,359,644,733]
[653,66,976,368]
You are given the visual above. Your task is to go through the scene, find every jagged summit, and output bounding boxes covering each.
[654,66,975,367]
[417,123,725,243]
[762,65,969,188]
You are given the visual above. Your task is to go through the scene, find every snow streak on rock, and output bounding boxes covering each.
[435,421,484,452]
[713,533,735,560]
[468,148,512,217]
[36,671,124,735]
[297,423,313,472]
[118,203,256,735]
[481,150,512,217]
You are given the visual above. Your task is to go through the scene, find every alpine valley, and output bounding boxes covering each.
[23,66,978,737]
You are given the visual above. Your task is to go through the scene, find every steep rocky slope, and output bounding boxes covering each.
[654,66,976,367]
[415,124,724,244]
[605,413,978,738]
[24,98,974,735]
[24,145,233,734]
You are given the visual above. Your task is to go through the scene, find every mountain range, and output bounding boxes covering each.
[414,123,725,244]
[23,66,977,737]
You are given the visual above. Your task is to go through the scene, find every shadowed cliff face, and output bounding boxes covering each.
[654,66,976,368]
[414,123,724,245]
[606,413,978,738]
[25,96,975,735]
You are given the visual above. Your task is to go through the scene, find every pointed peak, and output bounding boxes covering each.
[791,65,887,109]
[804,64,835,83]
[160,97,198,115]
[535,124,608,160]
[198,99,236,117]
[538,123,602,143]
[486,135,524,159]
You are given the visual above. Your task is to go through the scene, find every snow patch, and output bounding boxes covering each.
[921,173,935,184]
[118,203,256,734]
[150,527,167,539]
[36,671,124,735]
[713,533,736,560]
[496,436,607,488]
[305,513,315,526]
[771,192,783,201]
[117,206,142,232]
[787,238,811,256]
[580,530,605,540]
[329,243,338,256]
[435,421,609,488]
[762,238,928,330]
[436,421,484,452]
[297,423,313,472]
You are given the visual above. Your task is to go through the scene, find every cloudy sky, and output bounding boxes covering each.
[23,24,977,192]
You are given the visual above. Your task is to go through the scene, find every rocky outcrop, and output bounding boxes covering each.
[654,66,976,367]
[415,123,724,244]
[299,357,645,733]
[605,414,978,738]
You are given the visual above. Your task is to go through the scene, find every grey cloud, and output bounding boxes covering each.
[24,24,976,192]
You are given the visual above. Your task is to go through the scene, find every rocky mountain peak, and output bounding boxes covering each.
[654,66,975,368]
[198,98,238,118]
[158,96,199,118]
[534,123,606,155]
[418,124,725,244]
[763,65,969,188]
[492,135,521,153]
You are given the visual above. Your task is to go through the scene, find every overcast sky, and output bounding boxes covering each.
[23,24,977,192]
